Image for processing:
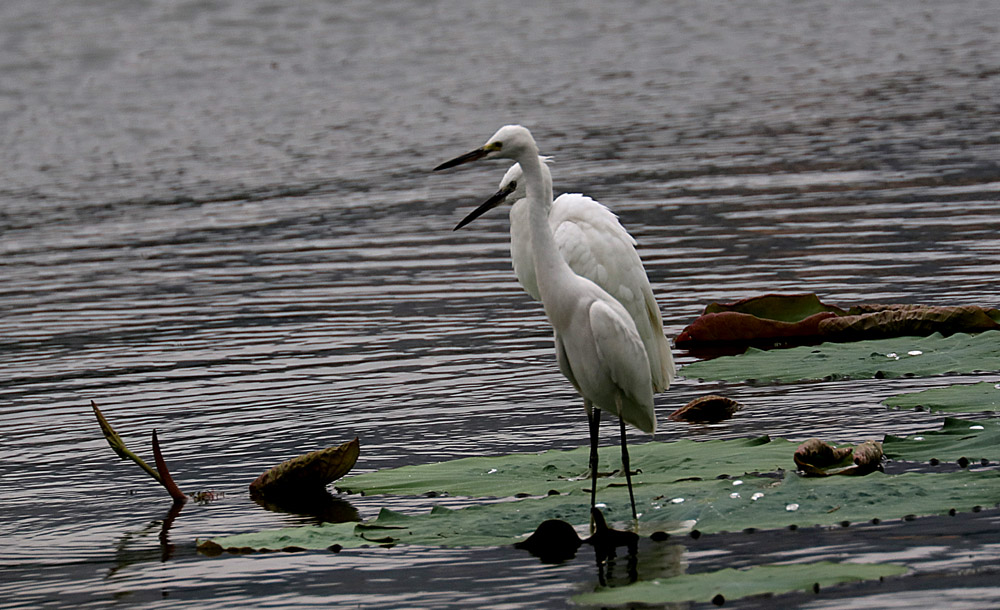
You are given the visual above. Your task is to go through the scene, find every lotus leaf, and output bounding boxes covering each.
[681,331,1000,383]
[207,419,1000,551]
[572,561,908,606]
[884,382,1000,414]
[883,416,1000,463]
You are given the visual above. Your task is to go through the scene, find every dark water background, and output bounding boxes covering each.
[2,1,999,607]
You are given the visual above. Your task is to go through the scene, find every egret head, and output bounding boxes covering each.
[454,158,553,231]
[434,124,538,171]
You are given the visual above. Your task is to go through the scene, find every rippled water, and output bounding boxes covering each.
[2,0,999,608]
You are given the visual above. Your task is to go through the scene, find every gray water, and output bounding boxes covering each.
[2,1,999,608]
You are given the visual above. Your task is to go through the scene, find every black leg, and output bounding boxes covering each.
[588,405,601,514]
[620,415,637,521]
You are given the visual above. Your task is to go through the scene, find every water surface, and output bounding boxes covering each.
[2,1,999,608]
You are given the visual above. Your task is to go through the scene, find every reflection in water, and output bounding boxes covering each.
[108,502,188,580]
[252,491,360,525]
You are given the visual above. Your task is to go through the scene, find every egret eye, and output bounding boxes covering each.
[488,141,503,151]
[509,180,517,190]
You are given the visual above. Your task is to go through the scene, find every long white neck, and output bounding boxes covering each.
[518,153,574,309]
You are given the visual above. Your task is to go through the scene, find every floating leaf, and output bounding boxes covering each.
[206,419,1000,552]
[794,439,883,476]
[676,293,843,347]
[250,438,360,501]
[704,293,846,322]
[824,304,1000,341]
[851,440,884,474]
[572,561,907,606]
[884,382,1000,414]
[207,469,1000,551]
[794,439,854,475]
[337,435,795,498]
[677,294,1000,348]
[883,417,1000,463]
[668,394,743,423]
[681,331,1000,383]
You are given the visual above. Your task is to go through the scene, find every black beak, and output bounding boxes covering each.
[454,183,516,231]
[434,147,489,171]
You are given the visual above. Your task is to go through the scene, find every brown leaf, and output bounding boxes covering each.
[668,395,743,423]
[250,438,360,500]
[819,305,1000,341]
[794,439,854,476]
[676,311,838,346]
[851,440,884,474]
[795,439,884,477]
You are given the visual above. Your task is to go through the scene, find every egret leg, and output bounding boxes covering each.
[619,412,638,521]
[587,403,601,514]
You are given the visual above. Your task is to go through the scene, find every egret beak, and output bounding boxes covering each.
[454,182,517,231]
[434,147,490,171]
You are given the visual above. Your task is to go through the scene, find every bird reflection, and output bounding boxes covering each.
[516,508,687,592]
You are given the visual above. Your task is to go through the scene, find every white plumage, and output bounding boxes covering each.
[436,125,672,520]
[457,158,676,397]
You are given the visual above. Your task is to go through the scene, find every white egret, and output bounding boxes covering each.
[454,158,675,394]
[435,125,669,521]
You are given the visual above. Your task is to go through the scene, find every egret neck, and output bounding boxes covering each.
[517,152,572,317]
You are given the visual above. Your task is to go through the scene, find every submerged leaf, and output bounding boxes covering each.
[681,331,1000,383]
[572,561,907,606]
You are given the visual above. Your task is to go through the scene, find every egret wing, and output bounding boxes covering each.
[552,194,674,392]
[589,300,655,433]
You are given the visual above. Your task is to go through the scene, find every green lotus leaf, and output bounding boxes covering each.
[681,331,1000,383]
[883,416,1000,463]
[572,561,908,606]
[206,469,999,551]
[337,435,795,498]
[206,419,1000,552]
[884,382,1000,414]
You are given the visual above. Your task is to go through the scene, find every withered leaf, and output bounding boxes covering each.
[668,395,743,423]
[250,438,360,500]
